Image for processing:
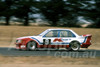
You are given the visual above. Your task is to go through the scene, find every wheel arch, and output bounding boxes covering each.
[69,40,80,45]
[26,39,39,48]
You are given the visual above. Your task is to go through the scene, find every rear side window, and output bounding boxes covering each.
[45,30,59,37]
[60,30,75,37]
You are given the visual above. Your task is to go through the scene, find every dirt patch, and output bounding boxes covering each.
[0,64,100,67]
[0,56,100,65]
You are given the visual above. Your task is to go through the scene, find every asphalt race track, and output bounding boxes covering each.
[0,47,100,57]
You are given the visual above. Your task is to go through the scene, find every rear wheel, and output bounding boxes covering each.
[68,41,80,51]
[27,41,36,50]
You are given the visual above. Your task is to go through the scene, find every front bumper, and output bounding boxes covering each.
[16,43,26,49]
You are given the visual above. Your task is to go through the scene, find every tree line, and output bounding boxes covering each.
[0,0,100,28]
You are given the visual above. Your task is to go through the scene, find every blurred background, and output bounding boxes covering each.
[0,0,100,65]
[0,0,100,28]
[0,0,100,48]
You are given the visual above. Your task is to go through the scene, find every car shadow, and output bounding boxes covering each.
[4,47,100,53]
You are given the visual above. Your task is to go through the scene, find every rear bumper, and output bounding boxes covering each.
[81,34,92,48]
[81,43,91,48]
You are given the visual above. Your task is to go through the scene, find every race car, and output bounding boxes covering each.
[15,29,92,51]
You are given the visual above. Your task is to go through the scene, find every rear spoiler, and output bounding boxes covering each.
[82,34,92,37]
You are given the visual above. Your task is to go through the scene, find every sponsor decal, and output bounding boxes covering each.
[61,39,71,41]
[53,38,71,42]
[53,38,63,42]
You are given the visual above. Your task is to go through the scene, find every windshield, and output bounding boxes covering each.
[38,29,49,36]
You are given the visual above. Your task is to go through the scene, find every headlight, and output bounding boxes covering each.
[16,40,22,43]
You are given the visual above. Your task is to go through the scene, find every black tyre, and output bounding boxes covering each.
[27,41,37,50]
[68,41,80,51]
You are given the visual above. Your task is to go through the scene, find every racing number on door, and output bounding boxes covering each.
[43,39,51,45]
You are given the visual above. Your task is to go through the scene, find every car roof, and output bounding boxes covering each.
[47,28,72,31]
[39,28,79,37]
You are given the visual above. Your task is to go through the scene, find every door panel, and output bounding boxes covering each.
[41,30,76,48]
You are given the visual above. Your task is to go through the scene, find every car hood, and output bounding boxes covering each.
[17,36,40,40]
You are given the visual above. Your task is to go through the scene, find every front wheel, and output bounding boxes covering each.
[27,41,37,50]
[68,41,80,51]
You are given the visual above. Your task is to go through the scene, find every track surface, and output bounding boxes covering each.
[0,47,100,57]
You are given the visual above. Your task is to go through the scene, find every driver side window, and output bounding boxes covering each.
[45,30,58,37]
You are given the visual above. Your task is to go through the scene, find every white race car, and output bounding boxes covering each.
[15,29,92,51]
